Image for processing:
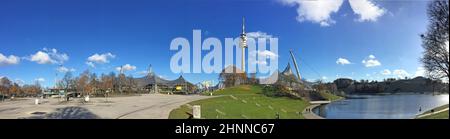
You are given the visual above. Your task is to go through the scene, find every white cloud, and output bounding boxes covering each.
[247,31,273,39]
[280,0,344,27]
[29,51,54,64]
[116,64,137,72]
[248,50,277,66]
[252,50,279,58]
[322,76,328,80]
[381,69,391,75]
[35,78,45,83]
[45,48,69,64]
[280,0,385,26]
[86,61,95,68]
[336,58,351,65]
[250,60,268,66]
[56,66,75,73]
[0,53,20,66]
[348,0,386,22]
[362,55,381,67]
[414,67,426,77]
[393,69,409,78]
[27,48,68,64]
[87,53,115,64]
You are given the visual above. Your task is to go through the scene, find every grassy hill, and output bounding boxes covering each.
[417,104,449,119]
[169,85,310,119]
[419,110,449,119]
[319,91,343,101]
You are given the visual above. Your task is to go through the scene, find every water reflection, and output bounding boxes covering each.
[313,94,449,119]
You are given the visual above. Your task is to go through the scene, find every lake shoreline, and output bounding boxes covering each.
[303,97,345,119]
[346,92,448,96]
[312,94,449,119]
[416,104,449,119]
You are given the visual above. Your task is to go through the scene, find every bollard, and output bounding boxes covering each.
[193,105,201,119]
[85,95,90,102]
[35,99,39,105]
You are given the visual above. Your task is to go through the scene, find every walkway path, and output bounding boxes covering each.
[416,107,449,119]
[0,94,211,119]
[302,104,324,119]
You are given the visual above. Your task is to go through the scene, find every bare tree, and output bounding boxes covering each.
[9,83,20,97]
[118,73,126,94]
[126,75,136,93]
[421,0,449,82]
[76,70,90,96]
[88,73,99,95]
[249,73,257,84]
[314,79,326,93]
[0,77,12,101]
[100,73,114,101]
[59,72,75,91]
[31,81,42,96]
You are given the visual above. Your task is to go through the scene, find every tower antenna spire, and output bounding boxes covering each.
[239,17,248,72]
[242,17,245,34]
[147,64,153,76]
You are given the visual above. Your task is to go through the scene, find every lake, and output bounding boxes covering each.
[313,94,449,119]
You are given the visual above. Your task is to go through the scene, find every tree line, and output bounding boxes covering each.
[0,77,42,99]
[0,69,143,100]
[55,70,140,97]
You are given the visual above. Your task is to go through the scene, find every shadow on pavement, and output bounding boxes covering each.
[27,106,100,119]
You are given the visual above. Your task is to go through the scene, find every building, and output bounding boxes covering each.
[134,73,195,94]
[218,65,248,88]
[275,63,304,90]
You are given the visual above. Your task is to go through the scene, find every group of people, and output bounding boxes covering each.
[305,108,312,113]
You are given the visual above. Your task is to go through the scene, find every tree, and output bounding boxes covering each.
[100,73,114,101]
[76,70,90,96]
[102,72,115,93]
[9,83,20,97]
[22,85,31,96]
[88,73,99,95]
[314,79,326,92]
[249,73,257,84]
[219,66,247,88]
[118,73,126,94]
[32,81,42,95]
[21,81,41,97]
[421,0,449,82]
[58,72,75,91]
[0,77,12,100]
[328,83,338,95]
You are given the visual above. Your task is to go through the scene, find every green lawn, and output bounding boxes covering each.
[418,104,449,119]
[201,85,261,96]
[169,85,310,119]
[319,91,343,101]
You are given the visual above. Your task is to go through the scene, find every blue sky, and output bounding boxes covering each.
[0,0,431,87]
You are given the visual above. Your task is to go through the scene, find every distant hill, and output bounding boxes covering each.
[333,77,449,94]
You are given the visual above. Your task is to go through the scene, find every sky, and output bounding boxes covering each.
[0,0,432,87]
